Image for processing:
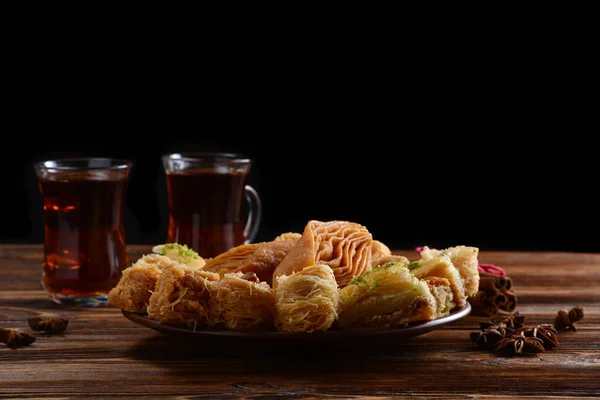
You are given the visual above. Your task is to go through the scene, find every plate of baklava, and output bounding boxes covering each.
[110,220,477,348]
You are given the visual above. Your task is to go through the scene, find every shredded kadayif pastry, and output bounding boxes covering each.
[338,261,436,329]
[273,220,373,289]
[146,263,220,328]
[207,272,276,331]
[274,264,340,333]
[108,254,181,313]
[420,246,480,297]
[202,239,297,286]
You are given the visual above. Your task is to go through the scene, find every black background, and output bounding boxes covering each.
[2,31,597,253]
[3,128,598,253]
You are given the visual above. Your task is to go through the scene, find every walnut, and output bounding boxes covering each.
[27,317,69,335]
[553,305,584,331]
[0,327,36,348]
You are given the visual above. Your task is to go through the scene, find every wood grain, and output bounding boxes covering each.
[1,244,599,399]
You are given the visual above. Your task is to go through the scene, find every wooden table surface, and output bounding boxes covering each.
[1,244,599,399]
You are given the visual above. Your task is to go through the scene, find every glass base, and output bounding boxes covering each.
[45,291,110,307]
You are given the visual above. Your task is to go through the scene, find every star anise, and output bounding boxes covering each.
[493,332,545,356]
[27,317,69,335]
[478,321,515,336]
[0,327,36,348]
[514,324,559,350]
[553,305,584,332]
[489,312,525,330]
[470,328,505,350]
[472,313,525,350]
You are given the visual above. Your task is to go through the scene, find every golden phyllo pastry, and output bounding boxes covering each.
[372,255,410,268]
[420,246,480,297]
[207,272,275,331]
[410,256,467,307]
[204,243,259,269]
[371,240,410,268]
[108,254,180,313]
[274,264,339,333]
[274,232,302,241]
[273,220,373,289]
[338,262,436,329]
[146,263,220,329]
[371,240,392,260]
[202,240,297,287]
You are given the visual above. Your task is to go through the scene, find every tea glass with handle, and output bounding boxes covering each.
[162,152,261,259]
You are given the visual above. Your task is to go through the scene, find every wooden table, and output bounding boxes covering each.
[1,244,599,399]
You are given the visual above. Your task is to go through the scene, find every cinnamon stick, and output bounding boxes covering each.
[494,293,507,307]
[479,273,513,292]
[504,293,517,313]
[470,282,518,316]
[470,291,499,317]
[478,277,500,295]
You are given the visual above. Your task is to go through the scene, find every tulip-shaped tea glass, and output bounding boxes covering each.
[34,158,133,306]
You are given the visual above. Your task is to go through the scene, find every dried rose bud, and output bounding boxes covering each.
[27,317,69,334]
[0,327,36,348]
[478,263,506,276]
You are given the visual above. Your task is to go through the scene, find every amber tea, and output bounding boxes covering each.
[163,153,261,259]
[35,158,132,306]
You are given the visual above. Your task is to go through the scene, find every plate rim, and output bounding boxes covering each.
[121,302,471,340]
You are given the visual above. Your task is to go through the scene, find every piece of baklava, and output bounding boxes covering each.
[410,256,467,307]
[371,240,410,268]
[151,243,206,269]
[207,272,276,331]
[273,220,373,289]
[274,264,339,333]
[146,263,220,329]
[420,246,480,297]
[108,254,180,313]
[338,262,436,329]
[422,276,455,318]
[202,239,297,287]
[274,232,302,241]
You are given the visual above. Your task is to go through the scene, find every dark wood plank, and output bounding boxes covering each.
[1,244,599,399]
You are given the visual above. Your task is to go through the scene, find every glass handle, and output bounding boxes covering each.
[243,185,262,244]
